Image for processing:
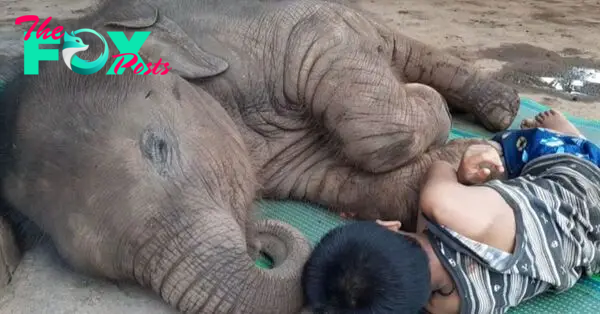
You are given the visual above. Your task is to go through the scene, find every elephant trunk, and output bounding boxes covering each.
[122,212,312,314]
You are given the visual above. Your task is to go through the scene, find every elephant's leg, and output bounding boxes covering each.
[311,67,451,174]
[278,138,488,231]
[404,83,452,150]
[391,33,520,131]
[0,216,20,292]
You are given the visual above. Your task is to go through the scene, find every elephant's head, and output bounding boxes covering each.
[0,4,311,313]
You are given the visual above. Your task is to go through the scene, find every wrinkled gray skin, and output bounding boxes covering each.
[0,0,520,313]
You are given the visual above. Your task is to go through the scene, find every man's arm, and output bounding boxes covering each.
[419,161,517,254]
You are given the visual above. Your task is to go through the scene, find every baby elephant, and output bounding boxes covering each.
[0,0,519,313]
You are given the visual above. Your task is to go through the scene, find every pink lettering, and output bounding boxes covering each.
[133,61,146,75]
[161,62,172,75]
[111,53,139,74]
[145,58,171,75]
[15,15,39,41]
[111,54,173,75]
[50,26,64,40]
[151,59,164,75]
[15,15,64,40]
[151,58,172,75]
[143,63,154,75]
[37,17,53,39]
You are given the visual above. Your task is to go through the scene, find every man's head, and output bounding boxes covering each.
[302,221,431,313]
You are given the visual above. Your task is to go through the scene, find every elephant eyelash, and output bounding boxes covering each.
[152,138,169,163]
[140,128,173,174]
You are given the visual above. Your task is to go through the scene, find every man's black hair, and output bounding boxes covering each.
[302,221,431,314]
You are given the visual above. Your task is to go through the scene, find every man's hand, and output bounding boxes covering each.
[457,144,504,185]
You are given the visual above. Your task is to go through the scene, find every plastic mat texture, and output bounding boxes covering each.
[256,97,600,313]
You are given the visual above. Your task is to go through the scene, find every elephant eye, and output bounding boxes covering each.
[140,128,175,174]
[153,138,168,162]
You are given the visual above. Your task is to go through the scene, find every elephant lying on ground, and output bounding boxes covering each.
[0,0,519,313]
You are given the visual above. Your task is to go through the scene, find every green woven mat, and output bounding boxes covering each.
[256,97,600,313]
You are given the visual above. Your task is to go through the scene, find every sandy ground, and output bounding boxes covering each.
[354,0,600,118]
[0,0,599,313]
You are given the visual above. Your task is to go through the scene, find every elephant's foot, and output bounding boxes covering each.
[391,34,520,132]
[0,216,20,292]
[469,78,521,131]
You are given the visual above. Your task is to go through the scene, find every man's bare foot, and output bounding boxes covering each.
[520,109,583,138]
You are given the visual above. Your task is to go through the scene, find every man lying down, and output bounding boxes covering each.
[302,109,600,314]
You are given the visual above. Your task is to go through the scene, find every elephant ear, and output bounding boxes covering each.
[102,1,229,79]
[102,1,158,28]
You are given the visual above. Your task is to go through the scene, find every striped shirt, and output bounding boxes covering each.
[424,153,600,314]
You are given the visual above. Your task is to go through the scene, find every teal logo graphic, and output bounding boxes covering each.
[61,29,109,75]
[15,15,172,76]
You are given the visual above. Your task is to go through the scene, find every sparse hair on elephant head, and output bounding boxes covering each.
[302,221,431,314]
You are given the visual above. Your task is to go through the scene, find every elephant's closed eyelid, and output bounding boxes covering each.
[140,127,178,175]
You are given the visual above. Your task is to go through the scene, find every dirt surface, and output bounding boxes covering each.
[354,0,600,118]
[0,0,599,313]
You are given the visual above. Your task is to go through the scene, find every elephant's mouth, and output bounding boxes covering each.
[252,219,310,270]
